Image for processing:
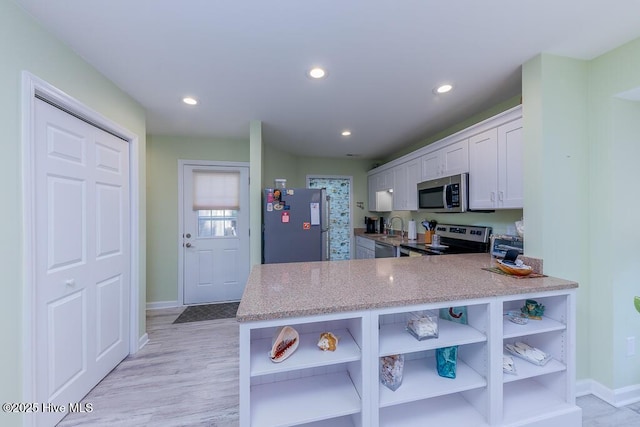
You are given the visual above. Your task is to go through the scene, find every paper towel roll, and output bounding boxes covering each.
[408,220,417,240]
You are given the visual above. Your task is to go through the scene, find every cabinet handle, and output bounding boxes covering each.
[490,192,496,202]
[499,191,504,201]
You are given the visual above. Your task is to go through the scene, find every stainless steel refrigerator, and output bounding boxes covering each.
[262,188,330,263]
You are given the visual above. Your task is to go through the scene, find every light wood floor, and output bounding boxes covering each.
[58,307,239,427]
[56,307,640,427]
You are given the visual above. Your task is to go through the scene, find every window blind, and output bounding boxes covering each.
[193,170,240,210]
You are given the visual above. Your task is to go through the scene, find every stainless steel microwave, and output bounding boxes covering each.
[417,173,468,213]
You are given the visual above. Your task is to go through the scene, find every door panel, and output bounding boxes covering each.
[47,176,85,270]
[96,275,123,359]
[35,98,130,426]
[48,291,86,398]
[96,183,123,258]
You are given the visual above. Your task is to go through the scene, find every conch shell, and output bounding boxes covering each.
[317,332,338,351]
[269,326,299,363]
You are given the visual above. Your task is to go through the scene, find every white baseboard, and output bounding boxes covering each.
[146,300,179,310]
[577,378,640,407]
[137,333,149,351]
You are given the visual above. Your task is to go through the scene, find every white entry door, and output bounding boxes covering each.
[182,164,250,304]
[34,99,130,426]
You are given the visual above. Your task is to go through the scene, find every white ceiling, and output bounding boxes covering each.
[14,0,640,159]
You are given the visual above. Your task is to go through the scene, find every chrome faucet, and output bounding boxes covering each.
[388,216,405,238]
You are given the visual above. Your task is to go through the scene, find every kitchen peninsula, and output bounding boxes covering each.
[237,254,581,427]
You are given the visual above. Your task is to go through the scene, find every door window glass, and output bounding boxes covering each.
[198,210,238,237]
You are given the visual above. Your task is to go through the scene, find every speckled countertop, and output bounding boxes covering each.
[236,253,577,322]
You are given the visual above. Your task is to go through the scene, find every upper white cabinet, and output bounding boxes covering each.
[392,159,420,211]
[469,118,523,209]
[369,169,393,212]
[421,138,469,181]
[368,105,523,213]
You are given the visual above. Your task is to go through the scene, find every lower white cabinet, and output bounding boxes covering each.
[239,290,579,427]
[355,236,375,259]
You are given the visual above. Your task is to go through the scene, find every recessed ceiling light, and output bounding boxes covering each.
[434,84,453,94]
[341,130,352,136]
[308,67,327,79]
[183,97,198,105]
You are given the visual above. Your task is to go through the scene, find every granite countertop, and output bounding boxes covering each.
[236,253,577,322]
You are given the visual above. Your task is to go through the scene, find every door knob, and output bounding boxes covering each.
[65,279,76,287]
[185,233,191,238]
[185,243,192,248]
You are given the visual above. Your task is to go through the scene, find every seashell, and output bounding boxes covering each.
[503,355,517,375]
[269,326,299,363]
[317,332,338,351]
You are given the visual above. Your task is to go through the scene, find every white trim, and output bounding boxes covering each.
[576,378,640,407]
[21,72,141,425]
[177,159,250,306]
[146,300,180,310]
[305,175,354,259]
[138,333,149,351]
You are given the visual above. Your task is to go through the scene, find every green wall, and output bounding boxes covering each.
[587,38,640,389]
[0,0,146,423]
[522,54,591,380]
[522,38,640,391]
[146,135,249,303]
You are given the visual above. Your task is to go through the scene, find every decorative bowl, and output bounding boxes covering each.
[496,260,533,276]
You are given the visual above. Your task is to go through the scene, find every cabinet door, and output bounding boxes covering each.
[497,120,523,208]
[405,159,420,211]
[368,174,377,211]
[441,139,469,176]
[365,247,375,259]
[421,140,468,181]
[421,150,441,181]
[379,169,393,190]
[392,164,408,210]
[468,128,498,209]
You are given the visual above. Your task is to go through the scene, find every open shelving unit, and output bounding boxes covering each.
[499,293,577,426]
[239,290,580,427]
[240,314,366,427]
[375,302,490,426]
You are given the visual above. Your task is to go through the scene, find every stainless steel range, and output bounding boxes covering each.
[399,224,492,256]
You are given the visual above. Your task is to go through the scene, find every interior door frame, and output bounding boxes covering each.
[177,159,250,306]
[306,175,354,259]
[21,71,141,424]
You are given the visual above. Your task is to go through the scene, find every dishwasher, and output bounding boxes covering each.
[374,241,397,258]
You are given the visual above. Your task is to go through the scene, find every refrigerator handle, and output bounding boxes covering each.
[322,194,330,232]
[322,193,330,260]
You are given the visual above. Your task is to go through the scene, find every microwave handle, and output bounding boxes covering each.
[442,184,448,208]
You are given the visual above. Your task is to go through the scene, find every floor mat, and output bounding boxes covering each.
[173,302,240,324]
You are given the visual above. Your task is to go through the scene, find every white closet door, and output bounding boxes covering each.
[34,99,130,426]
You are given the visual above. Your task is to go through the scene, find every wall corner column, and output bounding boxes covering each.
[249,120,263,266]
